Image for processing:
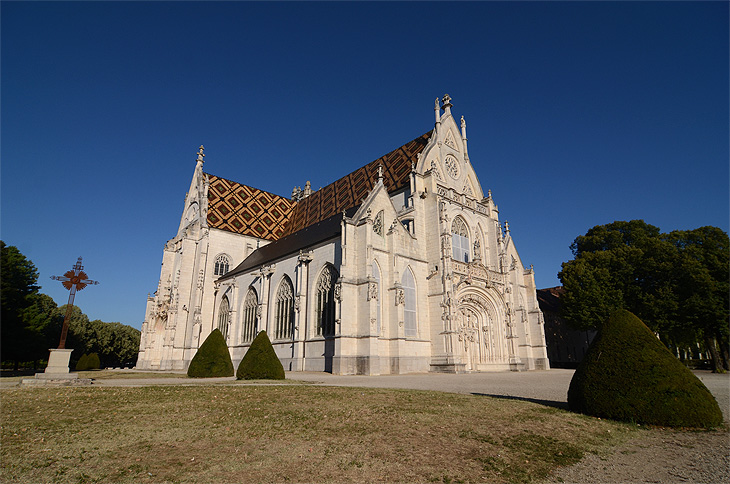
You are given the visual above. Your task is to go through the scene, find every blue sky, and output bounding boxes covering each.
[2,2,728,331]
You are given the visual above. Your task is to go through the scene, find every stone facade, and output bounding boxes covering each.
[136,95,550,374]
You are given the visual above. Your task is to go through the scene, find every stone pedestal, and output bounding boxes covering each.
[20,348,91,386]
[42,348,75,377]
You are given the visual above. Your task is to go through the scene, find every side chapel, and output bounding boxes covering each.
[136,95,549,374]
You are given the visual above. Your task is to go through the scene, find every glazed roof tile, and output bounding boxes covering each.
[206,130,432,244]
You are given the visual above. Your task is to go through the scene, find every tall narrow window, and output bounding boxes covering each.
[451,217,470,263]
[372,262,381,334]
[315,265,337,336]
[402,269,417,337]
[275,276,294,340]
[214,254,230,276]
[242,288,258,343]
[217,296,230,341]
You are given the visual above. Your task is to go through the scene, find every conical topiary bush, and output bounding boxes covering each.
[568,309,723,428]
[75,353,89,371]
[87,353,101,370]
[187,329,234,377]
[236,331,285,380]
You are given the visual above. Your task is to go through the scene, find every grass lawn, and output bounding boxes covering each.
[1,385,638,483]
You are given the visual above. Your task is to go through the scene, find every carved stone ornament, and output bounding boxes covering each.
[444,130,458,150]
[367,282,378,301]
[294,297,301,312]
[256,305,262,318]
[444,155,460,179]
[373,210,384,236]
[395,288,405,306]
[334,282,342,301]
[430,161,444,181]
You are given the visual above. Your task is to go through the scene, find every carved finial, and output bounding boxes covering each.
[461,116,466,129]
[377,164,384,181]
[435,98,441,127]
[505,221,510,234]
[196,145,205,163]
[442,94,452,117]
[304,181,312,197]
[488,189,492,199]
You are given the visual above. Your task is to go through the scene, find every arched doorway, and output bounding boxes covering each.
[455,288,509,371]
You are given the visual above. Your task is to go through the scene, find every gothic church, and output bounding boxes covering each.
[136,95,549,374]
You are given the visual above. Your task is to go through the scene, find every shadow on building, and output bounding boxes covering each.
[537,287,596,369]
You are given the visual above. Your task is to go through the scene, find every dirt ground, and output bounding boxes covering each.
[542,428,729,484]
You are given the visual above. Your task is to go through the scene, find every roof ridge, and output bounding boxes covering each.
[204,172,291,201]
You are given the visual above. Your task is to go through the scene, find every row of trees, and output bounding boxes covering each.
[558,221,729,372]
[1,242,140,370]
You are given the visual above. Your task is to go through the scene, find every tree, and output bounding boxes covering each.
[558,220,672,331]
[22,293,63,368]
[1,242,41,369]
[559,221,730,372]
[666,227,729,372]
[55,305,141,369]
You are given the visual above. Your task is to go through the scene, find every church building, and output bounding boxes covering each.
[136,95,549,374]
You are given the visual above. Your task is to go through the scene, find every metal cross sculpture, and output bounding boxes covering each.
[50,257,99,349]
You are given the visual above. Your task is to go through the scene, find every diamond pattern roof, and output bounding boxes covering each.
[205,130,432,241]
[206,175,296,241]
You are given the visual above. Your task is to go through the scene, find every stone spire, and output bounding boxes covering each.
[434,97,441,134]
[196,145,205,165]
[460,115,469,158]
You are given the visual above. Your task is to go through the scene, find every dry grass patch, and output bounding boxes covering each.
[1,385,637,483]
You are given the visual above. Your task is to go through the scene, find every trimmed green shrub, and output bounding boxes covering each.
[236,331,285,380]
[568,309,723,428]
[75,353,89,371]
[87,353,100,370]
[187,329,234,378]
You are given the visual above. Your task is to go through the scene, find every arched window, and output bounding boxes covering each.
[372,261,381,334]
[315,265,337,336]
[452,217,470,263]
[214,254,230,276]
[402,268,417,337]
[217,296,230,341]
[242,288,258,343]
[275,276,294,340]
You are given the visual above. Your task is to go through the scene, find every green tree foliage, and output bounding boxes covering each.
[559,221,729,371]
[236,331,285,380]
[568,310,723,428]
[56,305,141,368]
[665,227,729,372]
[187,329,234,378]
[21,293,64,363]
[1,242,41,368]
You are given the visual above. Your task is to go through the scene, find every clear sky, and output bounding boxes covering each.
[2,2,728,331]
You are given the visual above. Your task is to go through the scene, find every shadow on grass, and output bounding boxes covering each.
[0,369,38,378]
[471,392,569,410]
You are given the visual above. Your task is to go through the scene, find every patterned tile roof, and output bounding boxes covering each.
[282,131,432,236]
[205,130,432,241]
[205,174,296,241]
